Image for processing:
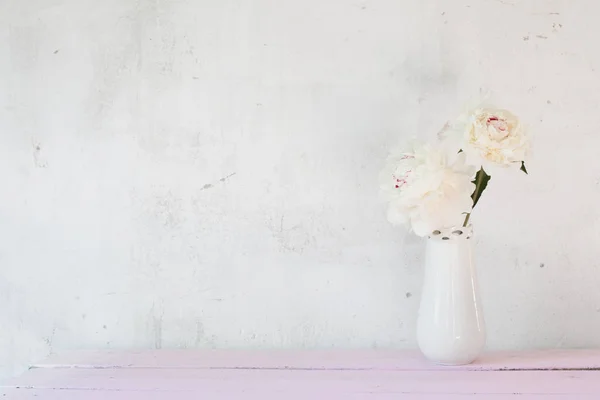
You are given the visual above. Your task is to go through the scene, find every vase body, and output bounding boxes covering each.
[416,226,485,365]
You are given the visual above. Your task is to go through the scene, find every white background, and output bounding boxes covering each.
[1,0,599,380]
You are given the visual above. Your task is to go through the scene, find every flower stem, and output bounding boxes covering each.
[463,212,471,227]
[463,167,487,227]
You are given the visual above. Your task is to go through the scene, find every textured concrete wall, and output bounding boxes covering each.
[2,0,600,380]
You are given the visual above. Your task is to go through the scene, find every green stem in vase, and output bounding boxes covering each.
[463,167,491,227]
[463,212,471,227]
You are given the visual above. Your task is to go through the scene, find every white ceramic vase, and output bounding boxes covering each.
[416,225,486,365]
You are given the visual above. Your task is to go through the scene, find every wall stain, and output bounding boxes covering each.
[153,316,163,349]
[31,141,47,168]
[219,172,236,182]
[153,191,184,229]
[271,214,312,254]
[44,328,57,350]
[199,172,236,191]
[195,320,204,346]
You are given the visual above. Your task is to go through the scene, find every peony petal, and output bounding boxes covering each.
[387,203,410,225]
[449,106,528,171]
[380,139,480,234]
[411,216,433,237]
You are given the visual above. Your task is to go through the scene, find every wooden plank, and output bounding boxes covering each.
[3,368,600,395]
[5,351,600,399]
[31,349,600,371]
[2,388,597,400]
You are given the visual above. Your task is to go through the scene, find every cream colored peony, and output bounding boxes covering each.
[380,142,476,237]
[442,107,528,170]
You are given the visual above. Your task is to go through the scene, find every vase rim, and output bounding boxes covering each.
[427,225,473,241]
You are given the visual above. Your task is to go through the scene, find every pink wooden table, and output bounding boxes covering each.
[2,350,600,399]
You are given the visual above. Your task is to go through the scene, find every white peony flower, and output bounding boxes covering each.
[441,107,528,170]
[379,142,476,236]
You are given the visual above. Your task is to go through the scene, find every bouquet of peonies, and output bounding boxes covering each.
[380,106,528,236]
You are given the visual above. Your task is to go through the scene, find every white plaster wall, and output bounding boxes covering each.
[2,0,600,379]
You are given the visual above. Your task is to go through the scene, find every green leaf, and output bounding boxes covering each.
[458,149,463,153]
[520,161,528,174]
[471,167,491,209]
